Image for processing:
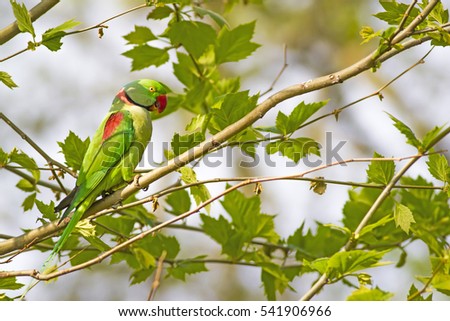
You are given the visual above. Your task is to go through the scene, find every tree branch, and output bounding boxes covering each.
[0,112,75,177]
[0,3,447,259]
[86,24,448,221]
[0,152,438,280]
[299,125,450,301]
[0,0,60,45]
[0,4,148,63]
[4,165,64,192]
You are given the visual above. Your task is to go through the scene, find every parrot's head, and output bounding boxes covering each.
[121,79,169,113]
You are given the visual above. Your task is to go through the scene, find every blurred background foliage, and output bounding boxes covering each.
[1,0,449,300]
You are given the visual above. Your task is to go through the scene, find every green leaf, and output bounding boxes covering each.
[209,91,258,133]
[201,214,235,250]
[179,166,196,184]
[215,21,260,64]
[221,185,260,229]
[193,6,230,28]
[21,192,36,211]
[123,26,157,45]
[16,178,35,192]
[120,195,155,226]
[122,45,169,71]
[0,277,24,290]
[173,52,199,87]
[408,283,432,301]
[10,0,35,37]
[266,137,320,163]
[42,19,81,51]
[360,26,382,44]
[304,257,329,274]
[147,6,173,20]
[255,125,282,134]
[0,147,8,166]
[276,100,329,135]
[326,249,391,280]
[83,235,111,252]
[137,234,180,260]
[178,167,211,212]
[167,21,216,59]
[171,132,204,156]
[167,259,208,281]
[35,199,57,221]
[185,114,208,133]
[130,268,155,285]
[58,131,90,171]
[426,153,449,182]
[343,187,395,232]
[220,185,279,243]
[166,188,191,215]
[366,152,395,184]
[427,1,449,25]
[347,286,393,301]
[95,215,135,236]
[394,203,415,234]
[287,223,348,260]
[261,263,291,300]
[133,247,156,269]
[387,113,422,150]
[422,125,445,149]
[359,215,393,238]
[431,273,450,296]
[0,71,18,89]
[191,184,211,212]
[9,149,40,181]
[374,1,420,26]
[275,112,289,136]
[69,248,100,266]
[234,127,262,159]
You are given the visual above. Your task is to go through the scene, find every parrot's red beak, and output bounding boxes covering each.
[150,95,167,113]
[156,94,167,113]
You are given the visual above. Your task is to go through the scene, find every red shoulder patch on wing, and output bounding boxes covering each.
[103,113,124,141]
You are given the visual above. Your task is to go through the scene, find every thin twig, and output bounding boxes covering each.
[0,112,75,178]
[0,3,447,259]
[390,0,419,41]
[147,250,167,301]
[0,4,148,63]
[261,44,288,96]
[0,0,60,45]
[407,259,444,300]
[4,165,65,192]
[0,237,38,264]
[0,151,439,281]
[299,126,450,301]
[64,4,147,37]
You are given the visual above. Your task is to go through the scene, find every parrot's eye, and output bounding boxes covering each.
[149,86,155,92]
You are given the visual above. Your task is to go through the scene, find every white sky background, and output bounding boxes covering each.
[0,0,449,300]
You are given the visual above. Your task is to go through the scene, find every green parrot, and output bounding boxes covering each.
[46,79,168,267]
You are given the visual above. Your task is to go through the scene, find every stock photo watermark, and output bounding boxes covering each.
[101,132,347,169]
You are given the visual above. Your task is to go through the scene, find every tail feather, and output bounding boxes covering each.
[20,194,97,300]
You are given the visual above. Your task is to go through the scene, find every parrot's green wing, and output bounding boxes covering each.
[60,110,135,220]
[36,109,137,284]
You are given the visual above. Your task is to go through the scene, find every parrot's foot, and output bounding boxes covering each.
[111,200,123,209]
[133,174,149,191]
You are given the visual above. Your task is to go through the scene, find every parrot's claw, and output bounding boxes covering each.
[111,200,123,209]
[133,174,149,191]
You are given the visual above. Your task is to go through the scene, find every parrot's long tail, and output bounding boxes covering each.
[20,195,97,300]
